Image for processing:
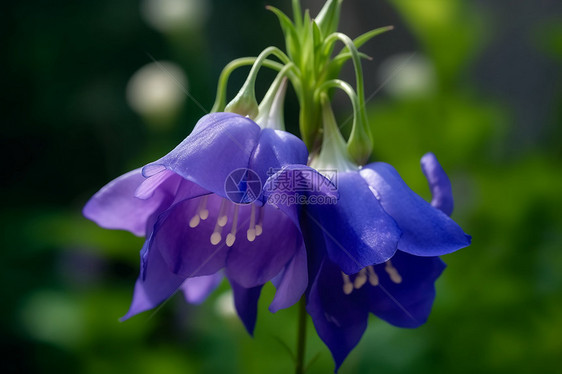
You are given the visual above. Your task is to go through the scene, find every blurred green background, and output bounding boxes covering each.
[2,0,562,373]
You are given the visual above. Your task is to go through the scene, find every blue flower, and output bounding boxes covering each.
[83,112,309,328]
[269,152,469,370]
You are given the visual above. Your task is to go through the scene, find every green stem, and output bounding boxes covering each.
[323,33,373,164]
[241,46,292,92]
[211,57,284,113]
[295,297,307,374]
[315,79,359,121]
[310,79,359,155]
[224,47,292,118]
[323,33,367,114]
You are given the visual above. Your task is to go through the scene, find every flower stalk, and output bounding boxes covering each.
[295,297,308,374]
[223,47,291,118]
[211,57,284,113]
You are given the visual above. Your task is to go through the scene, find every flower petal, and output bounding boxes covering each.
[83,169,179,236]
[249,128,308,190]
[306,259,369,371]
[181,273,223,304]
[262,165,338,227]
[265,167,399,274]
[367,251,446,328]
[225,205,300,288]
[269,243,308,313]
[361,163,471,256]
[305,172,401,274]
[143,113,261,198]
[121,240,186,321]
[230,279,262,335]
[135,169,176,199]
[420,152,454,216]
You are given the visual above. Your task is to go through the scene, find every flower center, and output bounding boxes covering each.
[188,196,264,247]
[341,260,402,295]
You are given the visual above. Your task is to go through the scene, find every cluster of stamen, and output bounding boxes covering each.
[189,197,264,247]
[341,260,402,295]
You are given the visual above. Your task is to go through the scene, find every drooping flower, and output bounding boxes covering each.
[84,108,309,328]
[263,100,471,369]
[304,152,462,370]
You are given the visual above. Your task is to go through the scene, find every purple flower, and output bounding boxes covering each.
[84,112,309,328]
[270,153,468,370]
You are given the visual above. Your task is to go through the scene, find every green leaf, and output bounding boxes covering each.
[267,6,300,61]
[353,25,394,49]
[291,0,303,29]
[300,10,315,76]
[315,0,342,37]
[312,20,324,52]
[328,25,393,75]
[312,20,326,75]
[325,51,371,81]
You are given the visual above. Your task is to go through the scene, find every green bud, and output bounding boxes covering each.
[224,86,259,119]
[347,110,373,165]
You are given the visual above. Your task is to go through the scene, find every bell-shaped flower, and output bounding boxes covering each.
[83,80,309,327]
[304,152,463,370]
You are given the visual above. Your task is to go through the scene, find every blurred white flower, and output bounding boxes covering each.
[126,61,187,118]
[377,53,436,98]
[141,0,211,33]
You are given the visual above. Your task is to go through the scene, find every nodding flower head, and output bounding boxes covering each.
[84,111,310,331]
[265,150,470,370]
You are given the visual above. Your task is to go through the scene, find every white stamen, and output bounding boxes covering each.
[247,204,256,242]
[385,260,402,284]
[198,195,209,220]
[210,231,222,245]
[255,207,263,236]
[354,268,368,289]
[210,219,224,246]
[342,272,354,295]
[367,265,379,286]
[226,204,240,247]
[191,196,210,228]
[217,199,230,227]
[189,215,201,228]
[226,233,236,247]
[247,229,256,242]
